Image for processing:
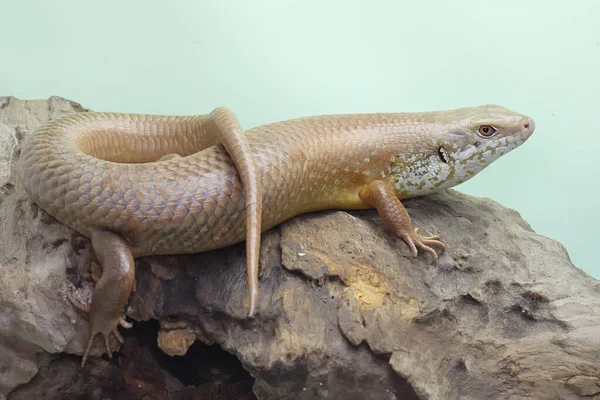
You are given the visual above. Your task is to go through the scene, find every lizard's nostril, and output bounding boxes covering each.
[523,118,535,132]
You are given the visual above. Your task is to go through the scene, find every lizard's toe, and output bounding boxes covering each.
[406,228,446,261]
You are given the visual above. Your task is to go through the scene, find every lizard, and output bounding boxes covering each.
[17,104,535,366]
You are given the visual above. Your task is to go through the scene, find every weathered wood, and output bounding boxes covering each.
[1,97,599,399]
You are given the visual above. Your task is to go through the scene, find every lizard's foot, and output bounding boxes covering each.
[68,230,136,367]
[358,180,447,261]
[81,314,132,367]
[400,227,446,260]
[68,290,133,367]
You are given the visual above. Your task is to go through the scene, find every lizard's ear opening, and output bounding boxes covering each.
[437,147,448,164]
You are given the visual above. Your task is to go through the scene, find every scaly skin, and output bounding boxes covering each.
[18,104,535,365]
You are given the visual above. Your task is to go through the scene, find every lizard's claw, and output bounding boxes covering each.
[401,228,446,260]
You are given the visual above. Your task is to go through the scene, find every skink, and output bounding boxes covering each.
[18,104,535,365]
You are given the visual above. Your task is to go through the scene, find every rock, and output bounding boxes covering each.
[6,321,256,400]
[0,97,92,397]
[1,96,599,399]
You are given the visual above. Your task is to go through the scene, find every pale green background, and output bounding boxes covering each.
[2,0,598,277]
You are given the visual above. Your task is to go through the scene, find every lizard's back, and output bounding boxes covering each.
[18,106,534,257]
[18,111,402,256]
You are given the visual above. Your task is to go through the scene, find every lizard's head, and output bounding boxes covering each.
[390,104,535,198]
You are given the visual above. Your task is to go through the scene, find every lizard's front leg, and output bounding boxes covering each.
[359,180,446,260]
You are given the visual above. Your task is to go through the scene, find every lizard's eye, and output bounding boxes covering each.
[477,125,498,138]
